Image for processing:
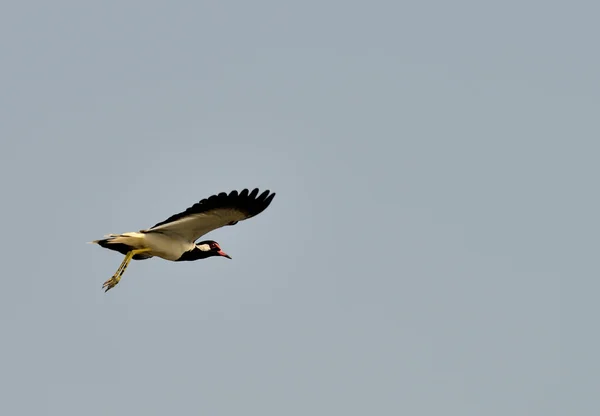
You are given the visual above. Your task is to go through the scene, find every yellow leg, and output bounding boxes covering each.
[102,248,151,292]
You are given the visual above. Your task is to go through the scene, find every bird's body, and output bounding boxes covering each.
[91,188,276,292]
[95,232,194,261]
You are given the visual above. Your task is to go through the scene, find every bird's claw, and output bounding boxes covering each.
[102,275,120,292]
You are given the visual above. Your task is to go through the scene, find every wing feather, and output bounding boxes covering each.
[142,188,276,243]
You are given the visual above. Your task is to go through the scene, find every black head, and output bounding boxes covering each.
[176,240,232,262]
[196,240,232,259]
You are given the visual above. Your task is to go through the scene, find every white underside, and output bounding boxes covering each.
[112,232,195,261]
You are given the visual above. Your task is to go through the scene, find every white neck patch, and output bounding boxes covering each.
[197,244,210,251]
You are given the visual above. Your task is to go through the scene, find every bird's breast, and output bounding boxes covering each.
[142,232,194,261]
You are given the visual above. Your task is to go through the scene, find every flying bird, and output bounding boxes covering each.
[91,188,276,292]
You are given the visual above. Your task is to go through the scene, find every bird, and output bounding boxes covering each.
[90,188,276,292]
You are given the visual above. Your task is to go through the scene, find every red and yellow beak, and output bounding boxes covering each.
[218,250,232,259]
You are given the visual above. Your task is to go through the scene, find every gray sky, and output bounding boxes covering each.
[0,1,595,415]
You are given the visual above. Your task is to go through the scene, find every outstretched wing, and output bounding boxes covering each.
[142,188,276,243]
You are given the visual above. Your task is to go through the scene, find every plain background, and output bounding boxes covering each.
[1,1,597,415]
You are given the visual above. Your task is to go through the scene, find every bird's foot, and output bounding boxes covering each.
[102,275,121,292]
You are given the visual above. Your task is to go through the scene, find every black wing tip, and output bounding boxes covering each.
[230,188,276,217]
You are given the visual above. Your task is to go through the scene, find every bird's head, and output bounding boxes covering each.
[196,240,232,259]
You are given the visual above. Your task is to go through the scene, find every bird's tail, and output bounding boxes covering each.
[89,233,153,259]
[89,234,121,245]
